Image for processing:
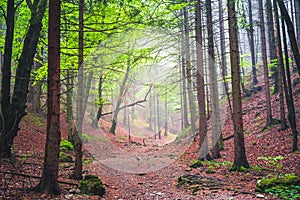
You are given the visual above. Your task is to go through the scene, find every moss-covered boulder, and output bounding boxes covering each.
[79,175,105,197]
[256,174,300,192]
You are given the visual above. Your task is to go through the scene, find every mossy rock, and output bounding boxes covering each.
[190,159,203,168]
[59,152,73,162]
[256,174,300,192]
[79,175,105,196]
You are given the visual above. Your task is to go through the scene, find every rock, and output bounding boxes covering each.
[65,194,73,199]
[256,194,264,198]
[79,174,106,197]
[156,192,163,196]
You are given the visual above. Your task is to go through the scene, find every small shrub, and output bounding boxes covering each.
[59,152,73,162]
[60,139,74,151]
[82,133,90,144]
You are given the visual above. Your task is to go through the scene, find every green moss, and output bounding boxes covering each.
[256,174,300,199]
[79,175,105,197]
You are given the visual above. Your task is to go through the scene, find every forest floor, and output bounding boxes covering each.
[1,74,300,200]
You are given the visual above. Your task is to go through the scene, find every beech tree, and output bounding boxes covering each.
[0,0,47,159]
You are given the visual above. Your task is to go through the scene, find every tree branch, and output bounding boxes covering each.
[100,85,152,117]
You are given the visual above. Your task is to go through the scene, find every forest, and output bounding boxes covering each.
[0,0,300,199]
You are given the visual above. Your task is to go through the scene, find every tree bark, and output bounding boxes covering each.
[227,0,250,171]
[273,0,288,131]
[0,0,47,159]
[35,0,61,194]
[259,0,274,127]
[248,0,258,86]
[280,10,298,152]
[277,0,300,76]
[266,0,278,93]
[206,0,221,159]
[195,0,211,160]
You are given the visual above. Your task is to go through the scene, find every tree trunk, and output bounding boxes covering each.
[92,74,104,129]
[266,0,279,93]
[0,0,47,159]
[219,0,228,100]
[110,57,131,134]
[294,0,300,45]
[35,0,61,194]
[157,93,161,139]
[66,69,74,142]
[183,7,197,133]
[273,0,288,131]
[180,9,189,129]
[206,0,221,159]
[259,0,274,127]
[277,0,300,76]
[280,11,298,152]
[0,0,15,159]
[164,88,168,136]
[248,0,258,86]
[73,0,84,180]
[227,0,250,171]
[195,0,211,160]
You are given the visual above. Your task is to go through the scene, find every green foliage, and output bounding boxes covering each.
[189,159,203,168]
[257,156,284,171]
[79,175,106,197]
[82,133,90,144]
[60,139,74,151]
[59,152,73,162]
[256,174,300,200]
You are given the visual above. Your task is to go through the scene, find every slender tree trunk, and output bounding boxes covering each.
[92,74,104,129]
[206,0,221,159]
[183,7,197,132]
[259,0,274,127]
[273,0,288,131]
[281,11,298,152]
[164,88,168,136]
[219,0,228,99]
[266,0,279,93]
[73,0,84,180]
[149,91,153,130]
[66,69,74,142]
[110,57,130,134]
[248,0,258,86]
[195,0,211,160]
[157,93,161,139]
[227,0,250,171]
[277,0,300,76]
[294,0,300,45]
[36,0,61,194]
[153,89,157,139]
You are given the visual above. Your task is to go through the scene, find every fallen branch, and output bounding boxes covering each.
[223,134,234,141]
[0,171,79,186]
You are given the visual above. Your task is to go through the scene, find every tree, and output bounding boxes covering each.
[273,0,288,131]
[277,0,300,76]
[227,0,250,171]
[294,0,300,45]
[195,0,211,160]
[35,0,61,194]
[247,0,258,86]
[0,0,47,159]
[259,0,274,127]
[266,0,278,93]
[279,2,298,152]
[206,0,221,159]
[73,0,84,180]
